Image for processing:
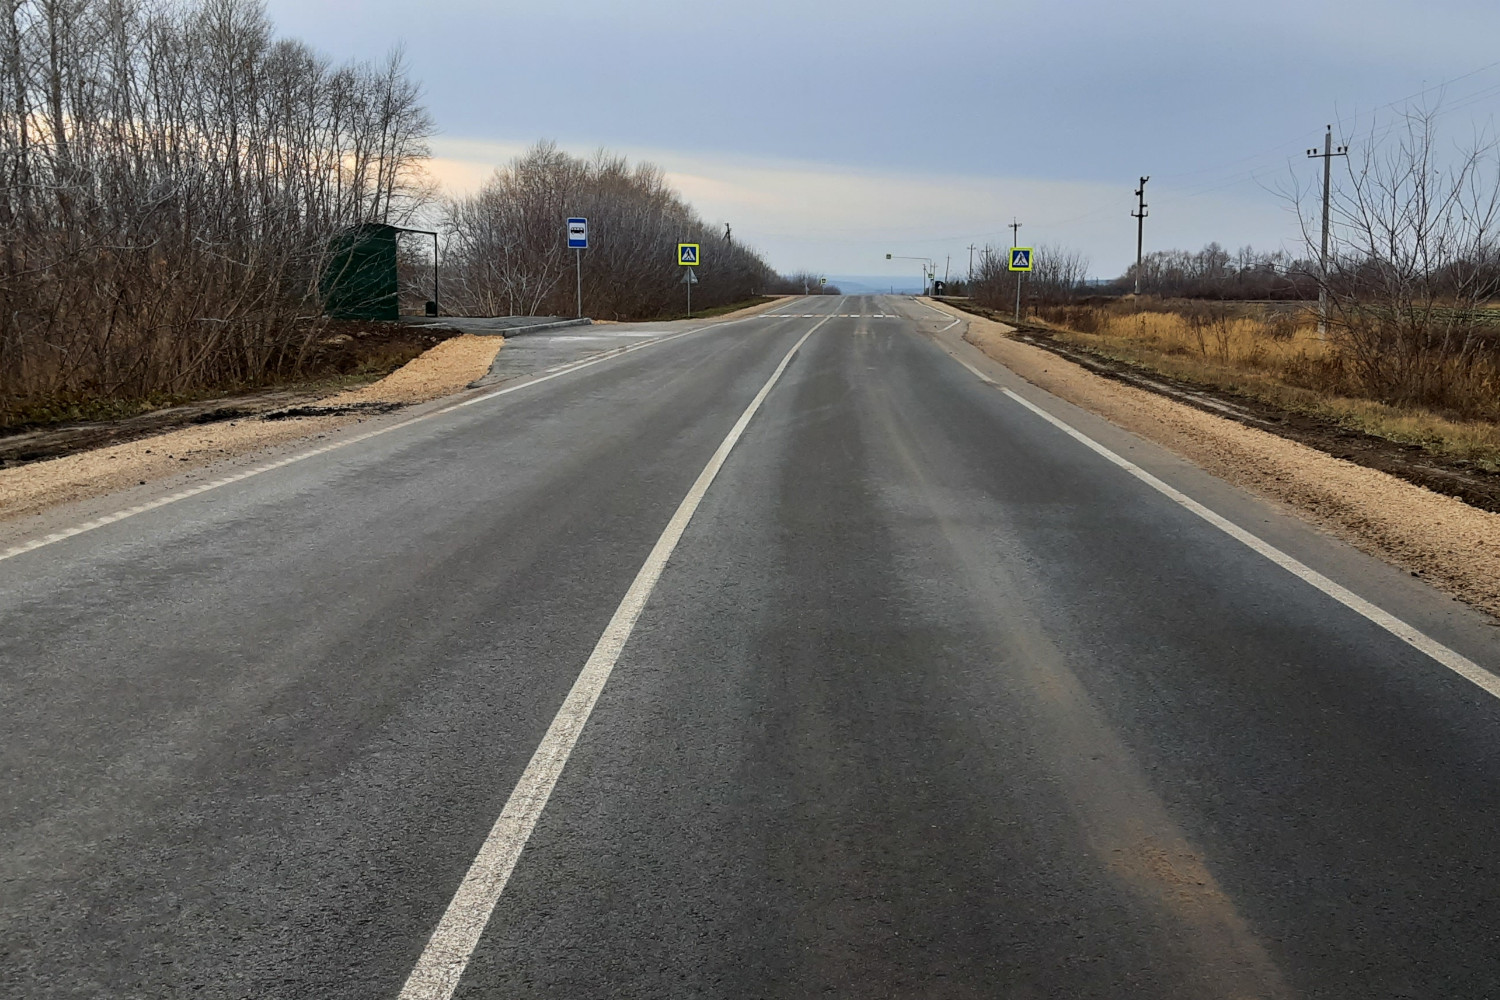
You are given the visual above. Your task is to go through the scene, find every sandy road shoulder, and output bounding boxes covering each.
[0,334,503,524]
[926,301,1500,618]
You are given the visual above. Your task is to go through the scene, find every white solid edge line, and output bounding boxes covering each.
[954,356,995,384]
[0,313,768,565]
[999,386,1500,700]
[394,315,830,1000]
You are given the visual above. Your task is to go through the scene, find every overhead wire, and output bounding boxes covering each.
[771,61,1500,255]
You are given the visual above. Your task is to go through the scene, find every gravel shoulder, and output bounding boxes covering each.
[0,334,502,524]
[927,301,1500,618]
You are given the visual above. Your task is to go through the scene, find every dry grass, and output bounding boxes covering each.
[1038,302,1500,470]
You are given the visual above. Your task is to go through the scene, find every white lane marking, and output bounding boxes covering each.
[912,298,953,318]
[395,315,831,1000]
[937,316,963,332]
[954,356,995,384]
[455,323,716,409]
[1000,387,1500,699]
[0,316,754,565]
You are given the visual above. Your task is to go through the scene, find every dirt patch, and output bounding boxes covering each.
[323,333,502,406]
[937,304,1500,618]
[0,414,353,522]
[261,402,405,421]
[0,332,503,525]
[0,321,458,469]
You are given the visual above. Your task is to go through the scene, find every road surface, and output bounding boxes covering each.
[4,295,1499,998]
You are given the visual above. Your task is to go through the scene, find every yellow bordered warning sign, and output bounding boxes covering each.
[678,243,700,266]
[1008,247,1033,271]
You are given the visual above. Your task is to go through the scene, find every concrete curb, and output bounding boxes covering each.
[480,317,593,337]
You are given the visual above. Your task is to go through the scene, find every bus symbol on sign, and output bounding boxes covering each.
[567,218,588,249]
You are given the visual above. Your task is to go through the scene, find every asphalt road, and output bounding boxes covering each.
[4,295,1500,998]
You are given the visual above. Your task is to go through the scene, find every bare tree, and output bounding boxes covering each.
[970,242,1090,313]
[0,0,434,425]
[1297,106,1500,412]
[441,142,776,319]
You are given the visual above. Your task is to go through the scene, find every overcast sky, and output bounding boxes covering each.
[264,0,1500,281]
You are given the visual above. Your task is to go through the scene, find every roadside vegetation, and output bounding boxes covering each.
[439,143,778,321]
[958,108,1500,472]
[1023,300,1500,469]
[0,0,434,431]
[766,272,842,296]
[0,1,787,433]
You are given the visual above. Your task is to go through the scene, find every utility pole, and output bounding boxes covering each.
[1131,176,1149,295]
[724,222,732,246]
[1307,125,1347,336]
[967,244,977,283]
[1009,218,1023,322]
[944,255,950,284]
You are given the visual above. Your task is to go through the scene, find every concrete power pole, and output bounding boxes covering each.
[724,222,732,246]
[1307,126,1347,336]
[967,243,977,283]
[1131,176,1149,295]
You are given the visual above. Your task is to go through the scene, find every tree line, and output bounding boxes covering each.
[438,142,777,320]
[970,107,1500,419]
[966,243,1092,311]
[0,2,782,427]
[0,0,433,424]
[1112,244,1316,300]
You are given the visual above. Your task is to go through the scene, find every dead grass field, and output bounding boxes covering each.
[1036,303,1500,470]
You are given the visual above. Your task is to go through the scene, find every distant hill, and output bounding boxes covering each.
[826,275,925,295]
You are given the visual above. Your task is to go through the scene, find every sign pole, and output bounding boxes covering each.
[677,242,700,318]
[1008,245,1033,323]
[566,217,589,318]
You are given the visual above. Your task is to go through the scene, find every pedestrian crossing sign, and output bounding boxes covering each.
[678,243,700,266]
[1009,247,1033,272]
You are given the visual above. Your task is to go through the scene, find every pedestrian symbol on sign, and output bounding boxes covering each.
[678,243,700,266]
[1009,247,1033,272]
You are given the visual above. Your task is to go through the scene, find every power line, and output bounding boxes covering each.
[760,57,1500,257]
